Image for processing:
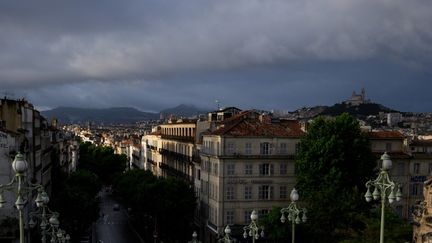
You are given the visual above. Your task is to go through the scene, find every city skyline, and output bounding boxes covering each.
[1,0,431,112]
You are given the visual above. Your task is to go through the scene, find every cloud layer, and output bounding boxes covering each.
[1,0,431,85]
[1,0,431,111]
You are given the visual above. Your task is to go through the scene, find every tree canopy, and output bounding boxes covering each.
[295,113,377,242]
[113,169,196,243]
[79,142,127,184]
[50,169,101,240]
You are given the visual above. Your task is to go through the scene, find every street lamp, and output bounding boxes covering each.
[0,152,45,243]
[280,188,307,243]
[243,210,264,243]
[218,225,237,243]
[365,152,402,243]
[188,231,202,243]
[28,191,70,243]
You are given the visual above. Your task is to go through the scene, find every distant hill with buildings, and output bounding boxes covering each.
[321,102,399,117]
[286,102,400,120]
[42,107,159,123]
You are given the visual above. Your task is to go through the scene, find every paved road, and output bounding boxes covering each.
[94,189,143,243]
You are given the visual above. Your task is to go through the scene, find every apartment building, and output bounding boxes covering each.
[368,131,432,220]
[198,111,304,242]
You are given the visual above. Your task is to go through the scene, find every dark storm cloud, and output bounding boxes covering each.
[1,0,432,111]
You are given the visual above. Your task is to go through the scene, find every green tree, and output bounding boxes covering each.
[261,207,291,242]
[341,208,412,243]
[113,170,196,243]
[78,142,127,184]
[51,170,101,240]
[295,113,376,242]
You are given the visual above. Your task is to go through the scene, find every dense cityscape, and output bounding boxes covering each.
[1,1,432,243]
[1,90,432,242]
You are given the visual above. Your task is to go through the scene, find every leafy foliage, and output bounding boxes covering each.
[295,113,377,242]
[79,142,127,184]
[261,207,291,241]
[341,208,412,243]
[113,169,196,243]
[51,169,101,240]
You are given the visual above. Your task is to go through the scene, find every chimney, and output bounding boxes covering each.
[259,114,272,124]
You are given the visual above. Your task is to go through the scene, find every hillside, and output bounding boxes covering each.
[41,107,159,123]
[321,102,398,117]
[160,104,208,118]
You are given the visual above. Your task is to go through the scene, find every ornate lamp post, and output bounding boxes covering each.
[0,153,46,243]
[218,225,236,243]
[280,188,307,243]
[364,152,402,243]
[188,231,202,243]
[28,191,70,243]
[243,210,264,243]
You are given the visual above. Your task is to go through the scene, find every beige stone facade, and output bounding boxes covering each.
[197,111,304,241]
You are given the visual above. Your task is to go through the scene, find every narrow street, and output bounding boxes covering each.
[94,189,144,243]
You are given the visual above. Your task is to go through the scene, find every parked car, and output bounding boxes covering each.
[113,204,120,211]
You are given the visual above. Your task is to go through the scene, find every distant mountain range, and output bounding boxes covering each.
[160,104,208,118]
[41,107,159,123]
[41,102,402,124]
[41,104,209,123]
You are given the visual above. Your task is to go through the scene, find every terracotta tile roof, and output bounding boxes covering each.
[368,131,405,139]
[210,113,304,137]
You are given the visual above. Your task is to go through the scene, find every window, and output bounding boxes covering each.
[227,143,235,154]
[397,162,404,175]
[414,163,420,174]
[280,186,287,199]
[245,143,252,155]
[244,210,252,224]
[226,210,234,225]
[386,143,392,152]
[258,185,273,200]
[259,163,274,175]
[244,186,252,199]
[428,163,432,174]
[258,209,269,218]
[227,164,235,175]
[280,143,287,154]
[245,164,253,175]
[295,143,300,154]
[280,163,287,175]
[412,183,421,196]
[197,169,201,180]
[214,163,218,176]
[260,142,271,155]
[226,186,235,200]
[209,206,217,224]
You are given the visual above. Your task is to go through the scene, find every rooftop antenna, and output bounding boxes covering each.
[215,99,220,110]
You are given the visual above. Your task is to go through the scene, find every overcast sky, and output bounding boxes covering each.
[1,0,431,112]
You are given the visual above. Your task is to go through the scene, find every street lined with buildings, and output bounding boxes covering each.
[94,189,143,243]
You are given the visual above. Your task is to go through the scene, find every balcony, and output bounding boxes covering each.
[159,149,193,164]
[159,163,193,182]
[161,134,194,143]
